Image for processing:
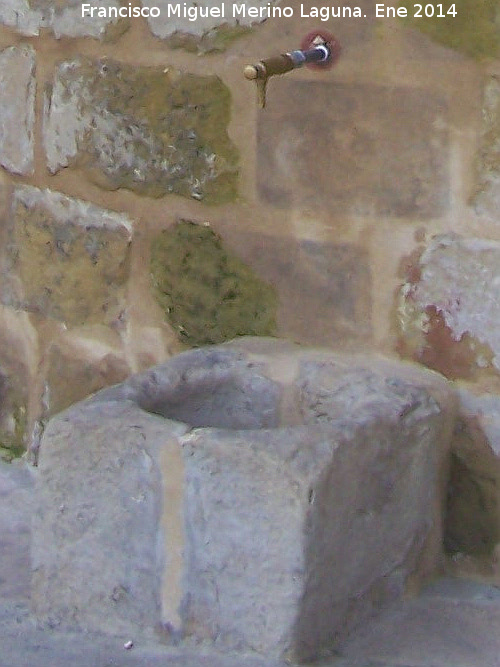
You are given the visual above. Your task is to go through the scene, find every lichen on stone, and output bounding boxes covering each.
[398,0,500,60]
[44,58,239,203]
[150,220,277,346]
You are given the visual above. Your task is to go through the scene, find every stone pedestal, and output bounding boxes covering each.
[32,338,456,661]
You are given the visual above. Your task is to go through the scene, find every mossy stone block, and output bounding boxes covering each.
[44,58,239,203]
[150,221,277,346]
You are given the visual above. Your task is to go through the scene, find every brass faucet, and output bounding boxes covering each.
[243,34,340,108]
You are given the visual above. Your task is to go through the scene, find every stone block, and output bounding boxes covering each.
[32,339,456,661]
[258,81,449,218]
[0,0,41,35]
[141,0,273,38]
[32,400,190,636]
[0,0,124,38]
[141,0,278,51]
[230,233,372,346]
[0,45,36,176]
[396,233,500,380]
[150,221,277,346]
[0,186,132,327]
[43,58,238,203]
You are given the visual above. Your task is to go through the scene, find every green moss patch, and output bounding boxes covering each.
[150,221,277,346]
[398,0,500,59]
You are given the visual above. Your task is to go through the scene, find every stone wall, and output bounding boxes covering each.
[1,0,500,565]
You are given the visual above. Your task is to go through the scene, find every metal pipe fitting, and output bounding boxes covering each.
[243,32,340,108]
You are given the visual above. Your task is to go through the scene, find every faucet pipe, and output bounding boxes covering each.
[243,32,340,107]
[243,43,331,82]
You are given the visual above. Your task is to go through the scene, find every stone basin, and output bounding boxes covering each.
[31,338,456,662]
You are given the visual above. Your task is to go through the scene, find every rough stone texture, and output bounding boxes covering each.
[0,186,132,327]
[141,0,274,48]
[32,400,189,636]
[258,81,449,218]
[0,45,36,176]
[341,578,500,667]
[0,460,34,601]
[43,58,238,203]
[473,75,500,219]
[227,233,372,346]
[43,329,130,416]
[0,0,124,38]
[444,387,500,557]
[0,0,42,35]
[0,306,38,460]
[150,221,277,346]
[32,339,456,661]
[396,233,500,380]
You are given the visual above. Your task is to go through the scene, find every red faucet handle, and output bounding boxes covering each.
[300,30,341,70]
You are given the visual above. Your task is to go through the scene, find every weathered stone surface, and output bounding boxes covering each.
[258,81,449,218]
[43,329,130,416]
[473,75,500,219]
[150,221,277,346]
[444,388,500,557]
[0,45,36,176]
[0,186,132,327]
[43,59,238,203]
[396,233,500,379]
[0,0,123,38]
[227,233,371,346]
[32,400,190,636]
[141,0,273,48]
[0,306,38,460]
[32,339,456,661]
[0,0,41,35]
[0,460,34,601]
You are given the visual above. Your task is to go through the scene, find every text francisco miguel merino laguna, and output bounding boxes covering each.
[81,2,366,20]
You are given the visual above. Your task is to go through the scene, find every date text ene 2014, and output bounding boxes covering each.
[376,4,457,17]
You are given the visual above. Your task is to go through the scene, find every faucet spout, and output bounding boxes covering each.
[243,31,340,108]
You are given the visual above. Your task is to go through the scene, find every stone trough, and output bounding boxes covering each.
[31,338,456,662]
